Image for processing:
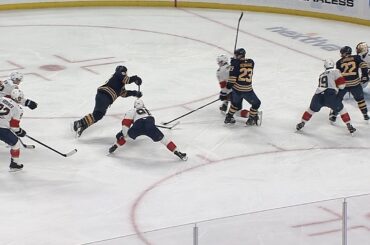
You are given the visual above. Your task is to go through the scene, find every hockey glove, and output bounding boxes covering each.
[361,76,369,88]
[116,131,124,140]
[135,91,143,98]
[129,75,142,86]
[25,99,38,110]
[15,128,26,137]
[226,82,233,90]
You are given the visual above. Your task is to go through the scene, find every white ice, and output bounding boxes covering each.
[0,7,370,245]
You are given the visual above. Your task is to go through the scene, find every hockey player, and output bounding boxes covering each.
[224,48,261,125]
[109,99,188,161]
[356,42,369,88]
[296,59,356,134]
[217,54,232,112]
[216,54,249,118]
[329,46,369,122]
[0,71,38,110]
[73,65,142,137]
[0,89,27,170]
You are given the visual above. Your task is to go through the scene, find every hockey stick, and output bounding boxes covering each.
[162,98,220,125]
[234,12,244,52]
[18,138,35,149]
[25,135,77,157]
[156,121,180,130]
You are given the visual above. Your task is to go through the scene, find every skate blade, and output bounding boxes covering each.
[9,168,23,172]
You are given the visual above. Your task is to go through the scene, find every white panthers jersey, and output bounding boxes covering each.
[0,97,23,129]
[0,79,18,98]
[315,68,345,94]
[361,53,370,67]
[124,107,152,123]
[216,64,232,94]
[0,79,27,106]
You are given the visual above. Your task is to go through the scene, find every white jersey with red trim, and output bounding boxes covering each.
[0,79,27,106]
[121,107,152,132]
[0,97,23,130]
[315,68,345,94]
[360,53,370,66]
[0,79,18,98]
[216,64,231,94]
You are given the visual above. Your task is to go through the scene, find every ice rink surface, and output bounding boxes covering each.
[0,6,370,245]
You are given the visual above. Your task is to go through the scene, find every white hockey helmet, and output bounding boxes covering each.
[134,99,144,109]
[324,59,335,69]
[11,88,24,103]
[10,71,24,84]
[356,42,368,55]
[217,54,228,66]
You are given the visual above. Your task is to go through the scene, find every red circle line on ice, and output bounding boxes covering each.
[130,146,370,245]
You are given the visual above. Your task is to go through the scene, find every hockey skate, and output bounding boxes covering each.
[109,144,118,154]
[9,158,23,171]
[224,114,236,124]
[329,111,337,123]
[73,120,87,137]
[246,115,258,126]
[363,114,369,121]
[219,103,228,113]
[296,121,305,131]
[346,123,356,134]
[174,151,188,161]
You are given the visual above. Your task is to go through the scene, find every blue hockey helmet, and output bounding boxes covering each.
[340,46,352,56]
[234,48,246,59]
[115,65,127,74]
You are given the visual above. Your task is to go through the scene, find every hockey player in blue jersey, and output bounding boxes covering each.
[73,65,142,137]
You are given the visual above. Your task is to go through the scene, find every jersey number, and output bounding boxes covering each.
[136,108,151,116]
[0,104,10,116]
[341,61,356,76]
[238,68,253,82]
[319,75,328,88]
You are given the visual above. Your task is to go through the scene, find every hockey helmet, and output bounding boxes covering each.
[324,59,335,69]
[340,46,352,56]
[217,54,228,66]
[356,42,368,55]
[11,88,24,103]
[134,99,144,109]
[10,71,23,84]
[234,48,246,59]
[115,65,127,74]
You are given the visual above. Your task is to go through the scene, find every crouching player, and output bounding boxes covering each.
[109,99,188,161]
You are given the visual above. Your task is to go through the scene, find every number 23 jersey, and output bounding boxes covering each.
[228,58,255,92]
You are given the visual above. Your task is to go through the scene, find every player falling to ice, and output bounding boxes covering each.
[109,99,188,161]
[73,65,142,137]
[356,41,369,88]
[0,89,27,170]
[329,46,369,122]
[296,59,356,134]
[216,54,248,118]
[0,71,38,110]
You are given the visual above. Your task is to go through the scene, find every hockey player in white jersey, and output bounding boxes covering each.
[0,71,38,110]
[296,59,356,134]
[109,99,188,161]
[0,89,27,170]
[216,54,249,118]
[356,42,370,88]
